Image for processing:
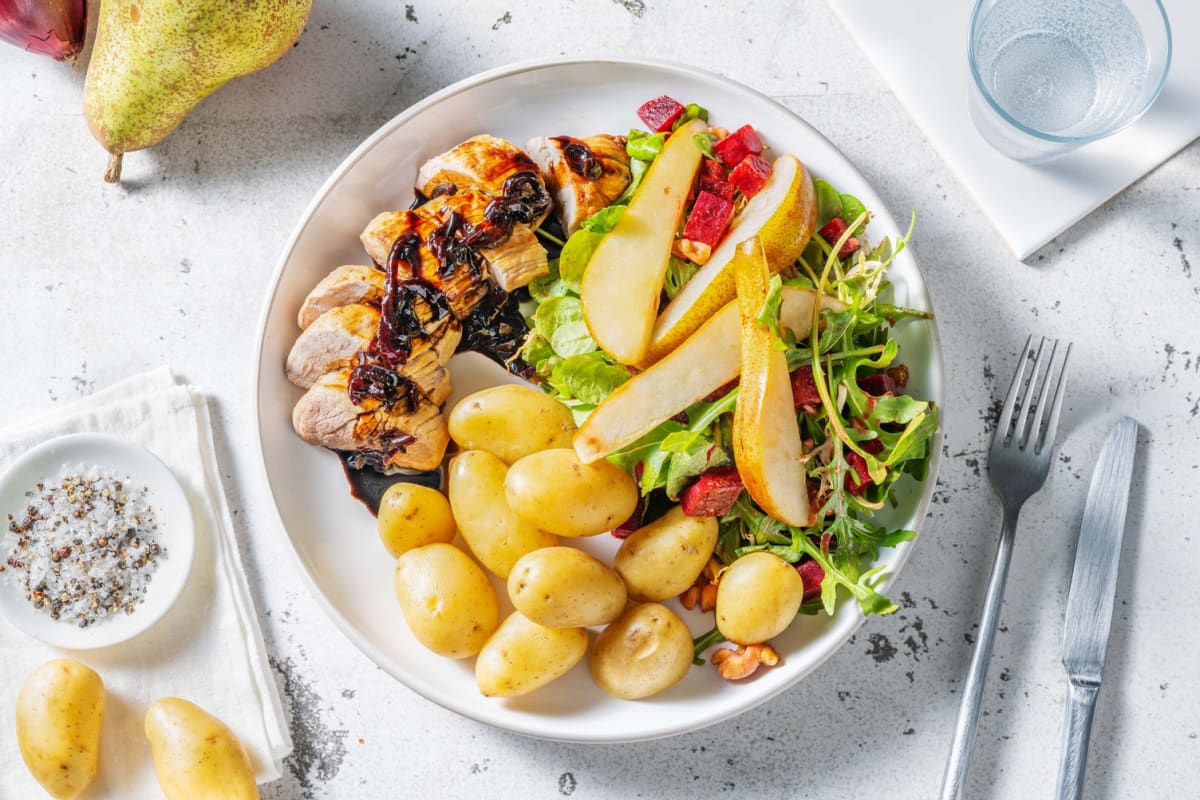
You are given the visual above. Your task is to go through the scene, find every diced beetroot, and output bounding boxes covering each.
[791,366,822,411]
[712,124,763,167]
[817,217,862,260]
[796,559,825,601]
[701,158,728,182]
[637,95,686,133]
[681,466,745,517]
[683,190,735,248]
[844,440,884,495]
[699,176,735,202]
[611,493,646,539]
[729,155,772,198]
[857,372,898,396]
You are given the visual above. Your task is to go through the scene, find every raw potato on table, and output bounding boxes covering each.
[15,659,106,800]
[145,697,259,800]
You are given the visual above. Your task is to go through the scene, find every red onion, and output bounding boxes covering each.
[0,0,86,61]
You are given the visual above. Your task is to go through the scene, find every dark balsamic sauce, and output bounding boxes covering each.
[555,137,603,180]
[340,451,443,515]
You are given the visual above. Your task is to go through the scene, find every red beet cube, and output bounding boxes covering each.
[610,493,646,539]
[683,190,735,247]
[701,158,728,182]
[712,124,764,167]
[857,372,898,396]
[791,366,822,411]
[729,155,772,198]
[680,466,745,517]
[844,440,884,495]
[637,95,686,133]
[796,559,825,601]
[699,176,735,202]
[818,217,862,260]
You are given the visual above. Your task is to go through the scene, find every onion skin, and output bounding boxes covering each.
[0,0,86,61]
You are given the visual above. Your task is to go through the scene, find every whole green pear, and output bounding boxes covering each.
[83,0,312,183]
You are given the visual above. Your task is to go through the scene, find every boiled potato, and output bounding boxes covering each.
[145,697,257,800]
[715,551,804,645]
[448,384,577,464]
[394,543,499,658]
[613,506,718,602]
[589,603,693,700]
[16,659,105,800]
[505,448,637,537]
[475,612,588,697]
[376,482,456,557]
[508,546,627,628]
[448,450,558,578]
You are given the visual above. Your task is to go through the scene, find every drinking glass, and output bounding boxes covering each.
[968,0,1171,163]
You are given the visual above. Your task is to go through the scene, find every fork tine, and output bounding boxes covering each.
[1023,339,1058,450]
[1014,337,1047,449]
[1036,342,1072,455]
[994,334,1033,447]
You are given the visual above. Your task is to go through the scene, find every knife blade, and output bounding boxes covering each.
[1055,415,1138,800]
[1061,416,1138,682]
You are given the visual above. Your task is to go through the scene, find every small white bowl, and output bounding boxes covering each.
[0,433,195,650]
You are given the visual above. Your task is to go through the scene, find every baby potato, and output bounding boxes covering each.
[505,448,637,537]
[716,551,804,645]
[16,659,105,800]
[394,543,499,658]
[589,603,694,700]
[507,546,627,628]
[475,612,588,697]
[448,384,577,463]
[376,482,456,558]
[145,697,258,800]
[613,506,718,602]
[448,450,558,578]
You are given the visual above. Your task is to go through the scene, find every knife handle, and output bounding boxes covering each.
[1056,681,1100,800]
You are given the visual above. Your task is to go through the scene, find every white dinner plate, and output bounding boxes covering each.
[0,433,196,650]
[252,57,944,742]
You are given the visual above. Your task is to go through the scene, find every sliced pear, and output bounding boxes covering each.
[581,118,708,365]
[644,153,817,365]
[731,238,809,526]
[573,284,842,464]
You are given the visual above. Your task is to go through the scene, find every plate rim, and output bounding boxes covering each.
[0,432,197,650]
[250,55,946,742]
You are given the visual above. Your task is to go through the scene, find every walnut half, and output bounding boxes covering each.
[710,644,780,681]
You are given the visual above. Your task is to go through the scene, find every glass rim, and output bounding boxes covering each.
[968,0,1173,145]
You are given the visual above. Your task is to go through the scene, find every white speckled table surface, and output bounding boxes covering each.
[2,2,1198,798]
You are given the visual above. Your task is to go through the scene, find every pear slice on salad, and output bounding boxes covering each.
[731,237,809,527]
[573,278,843,464]
[643,153,817,366]
[580,117,708,365]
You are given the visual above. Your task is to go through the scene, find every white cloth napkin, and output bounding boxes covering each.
[830,0,1200,259]
[0,368,290,797]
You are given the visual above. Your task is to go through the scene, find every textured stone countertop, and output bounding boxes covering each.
[1,2,1197,798]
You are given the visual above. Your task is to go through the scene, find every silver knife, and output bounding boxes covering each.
[1056,416,1139,800]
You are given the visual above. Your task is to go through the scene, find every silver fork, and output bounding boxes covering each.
[939,334,1072,800]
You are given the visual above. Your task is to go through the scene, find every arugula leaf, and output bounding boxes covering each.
[533,296,596,357]
[626,129,667,161]
[813,178,842,227]
[673,103,709,131]
[547,351,630,405]
[693,133,718,160]
[664,257,700,300]
[558,230,604,293]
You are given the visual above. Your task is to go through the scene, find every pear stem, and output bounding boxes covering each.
[104,152,123,184]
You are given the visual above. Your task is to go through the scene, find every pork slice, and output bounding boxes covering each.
[286,304,378,389]
[526,134,631,235]
[297,265,385,330]
[291,368,449,471]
